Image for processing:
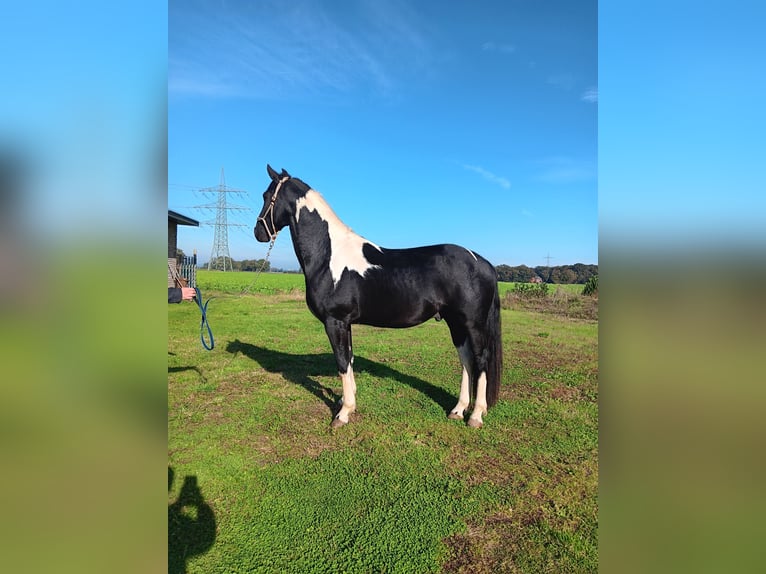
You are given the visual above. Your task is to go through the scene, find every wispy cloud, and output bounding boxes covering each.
[546,73,576,91]
[462,164,511,189]
[581,86,598,103]
[169,1,429,100]
[168,57,240,97]
[482,41,516,55]
[534,157,595,184]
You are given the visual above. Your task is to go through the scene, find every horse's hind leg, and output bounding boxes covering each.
[446,316,490,427]
[467,371,488,428]
[466,326,490,428]
[448,341,472,420]
[324,317,356,428]
[450,342,488,427]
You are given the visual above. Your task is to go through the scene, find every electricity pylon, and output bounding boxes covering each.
[194,168,249,271]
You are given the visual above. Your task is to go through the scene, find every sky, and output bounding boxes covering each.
[599,0,765,254]
[2,2,166,243]
[168,0,598,270]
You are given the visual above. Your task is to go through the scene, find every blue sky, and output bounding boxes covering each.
[168,0,597,270]
[599,1,766,253]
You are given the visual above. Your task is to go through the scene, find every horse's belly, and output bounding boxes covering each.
[357,298,438,328]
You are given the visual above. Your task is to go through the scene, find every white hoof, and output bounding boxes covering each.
[331,416,348,429]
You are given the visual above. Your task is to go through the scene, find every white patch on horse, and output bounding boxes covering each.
[296,189,382,286]
[468,371,488,428]
[335,363,357,424]
[465,248,478,261]
[449,342,472,419]
[448,366,471,419]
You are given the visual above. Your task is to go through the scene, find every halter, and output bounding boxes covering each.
[257,175,290,241]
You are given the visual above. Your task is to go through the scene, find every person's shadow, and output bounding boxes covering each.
[168,467,216,574]
[225,339,456,418]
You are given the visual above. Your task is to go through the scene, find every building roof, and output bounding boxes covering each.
[168,210,199,226]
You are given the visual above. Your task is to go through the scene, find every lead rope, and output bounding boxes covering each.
[169,236,277,352]
[237,234,278,296]
[240,176,287,295]
[169,260,216,350]
[194,287,215,350]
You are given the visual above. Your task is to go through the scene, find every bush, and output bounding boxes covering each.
[502,283,598,320]
[582,275,598,296]
[512,282,549,298]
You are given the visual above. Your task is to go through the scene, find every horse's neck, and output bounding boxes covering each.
[289,189,354,273]
[295,189,350,232]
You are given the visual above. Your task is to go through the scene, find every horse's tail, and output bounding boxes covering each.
[485,282,503,408]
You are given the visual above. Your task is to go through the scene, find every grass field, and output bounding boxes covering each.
[194,270,588,297]
[169,272,598,573]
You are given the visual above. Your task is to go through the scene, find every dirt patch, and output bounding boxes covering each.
[441,530,480,574]
[549,384,582,402]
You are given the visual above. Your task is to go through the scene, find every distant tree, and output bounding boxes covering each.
[496,263,598,283]
[495,264,514,282]
[551,267,577,284]
[513,265,535,283]
[237,258,270,272]
[534,266,553,283]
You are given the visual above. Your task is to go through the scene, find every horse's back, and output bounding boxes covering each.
[351,243,497,327]
[364,243,495,278]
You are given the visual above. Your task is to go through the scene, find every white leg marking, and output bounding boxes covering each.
[450,342,473,420]
[468,371,488,428]
[448,366,471,419]
[335,364,357,424]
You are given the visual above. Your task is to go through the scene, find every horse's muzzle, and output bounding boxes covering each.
[254,219,276,243]
[254,223,268,242]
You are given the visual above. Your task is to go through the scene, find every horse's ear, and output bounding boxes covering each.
[267,164,279,181]
[280,168,291,178]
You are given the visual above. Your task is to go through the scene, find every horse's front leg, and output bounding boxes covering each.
[324,318,356,428]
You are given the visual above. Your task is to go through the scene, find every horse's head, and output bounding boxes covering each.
[254,164,296,242]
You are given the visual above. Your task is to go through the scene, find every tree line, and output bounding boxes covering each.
[495,263,597,284]
[190,250,597,283]
[201,256,303,274]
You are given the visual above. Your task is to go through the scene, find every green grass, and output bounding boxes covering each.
[169,286,597,573]
[196,269,305,295]
[196,271,587,297]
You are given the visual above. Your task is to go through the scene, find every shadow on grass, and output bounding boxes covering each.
[168,365,207,383]
[225,339,456,418]
[168,467,216,574]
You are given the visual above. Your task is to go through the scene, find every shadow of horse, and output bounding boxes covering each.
[225,339,456,418]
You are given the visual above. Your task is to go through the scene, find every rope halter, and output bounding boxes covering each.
[256,175,290,241]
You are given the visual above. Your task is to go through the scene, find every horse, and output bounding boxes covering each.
[254,165,503,428]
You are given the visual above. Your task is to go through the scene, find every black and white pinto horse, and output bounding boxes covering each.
[254,165,502,428]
